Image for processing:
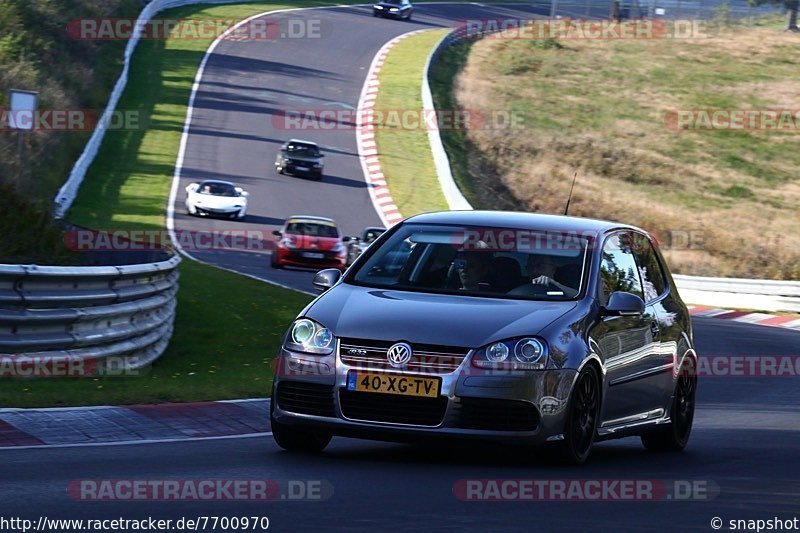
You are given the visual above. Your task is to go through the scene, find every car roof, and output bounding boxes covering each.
[402,211,643,237]
[285,215,337,225]
[198,179,236,187]
[285,139,319,147]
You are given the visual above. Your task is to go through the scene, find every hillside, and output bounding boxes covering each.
[0,0,140,262]
[436,19,800,279]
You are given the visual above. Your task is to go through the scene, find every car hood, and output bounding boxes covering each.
[306,283,576,348]
[285,234,340,250]
[190,193,244,208]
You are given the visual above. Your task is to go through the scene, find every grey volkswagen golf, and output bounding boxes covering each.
[270,211,697,463]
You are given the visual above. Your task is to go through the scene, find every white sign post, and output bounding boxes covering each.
[8,89,38,157]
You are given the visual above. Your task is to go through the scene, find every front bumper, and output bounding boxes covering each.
[374,7,403,17]
[272,348,577,444]
[274,249,346,269]
[191,204,245,218]
[279,162,322,177]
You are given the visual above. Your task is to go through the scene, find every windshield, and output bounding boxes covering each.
[349,224,590,300]
[285,222,339,238]
[285,143,320,158]
[198,182,237,196]
[383,0,402,4]
[363,228,386,243]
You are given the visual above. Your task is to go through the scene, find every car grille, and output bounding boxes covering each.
[455,397,540,432]
[275,381,335,417]
[339,390,447,426]
[339,338,470,375]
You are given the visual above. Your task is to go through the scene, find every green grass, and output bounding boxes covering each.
[0,260,312,407]
[1,2,333,407]
[2,1,529,407]
[428,41,479,207]
[373,29,449,216]
[69,1,350,230]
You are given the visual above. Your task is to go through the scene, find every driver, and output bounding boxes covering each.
[527,253,574,295]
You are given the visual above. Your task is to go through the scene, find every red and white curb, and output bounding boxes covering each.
[357,30,428,228]
[688,305,800,331]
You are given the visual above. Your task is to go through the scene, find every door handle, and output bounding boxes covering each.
[650,322,660,336]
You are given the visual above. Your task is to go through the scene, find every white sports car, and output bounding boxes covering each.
[185,180,248,220]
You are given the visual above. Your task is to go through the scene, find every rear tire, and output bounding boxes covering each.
[270,399,331,452]
[641,363,696,452]
[558,365,601,464]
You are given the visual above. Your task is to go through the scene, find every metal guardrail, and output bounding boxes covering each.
[0,255,180,372]
[672,275,800,313]
[423,24,799,314]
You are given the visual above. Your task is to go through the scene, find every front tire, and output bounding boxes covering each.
[270,252,283,269]
[641,363,696,451]
[270,400,331,452]
[559,364,601,464]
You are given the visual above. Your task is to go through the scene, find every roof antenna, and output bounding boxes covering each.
[563,170,578,216]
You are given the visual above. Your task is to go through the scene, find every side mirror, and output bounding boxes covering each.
[313,269,341,292]
[601,291,645,317]
[272,230,282,237]
[185,182,199,193]
[319,153,325,157]
[235,187,248,197]
[342,236,351,243]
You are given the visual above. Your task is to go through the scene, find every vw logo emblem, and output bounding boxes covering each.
[386,342,413,367]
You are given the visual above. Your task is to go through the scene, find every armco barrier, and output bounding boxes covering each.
[53,0,252,219]
[0,254,180,373]
[422,26,800,313]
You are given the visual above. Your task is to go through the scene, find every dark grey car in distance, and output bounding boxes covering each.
[271,211,698,463]
[373,0,413,19]
[275,139,324,179]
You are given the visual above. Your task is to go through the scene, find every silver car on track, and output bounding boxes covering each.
[271,211,698,463]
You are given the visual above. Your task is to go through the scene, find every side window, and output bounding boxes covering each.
[598,232,643,306]
[631,232,667,303]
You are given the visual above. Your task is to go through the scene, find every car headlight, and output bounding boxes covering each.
[283,318,335,355]
[471,337,548,370]
[390,7,399,10]
[375,5,384,8]
[330,243,344,253]
[281,238,297,249]
[313,163,322,168]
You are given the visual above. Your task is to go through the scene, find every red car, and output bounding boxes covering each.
[271,216,349,271]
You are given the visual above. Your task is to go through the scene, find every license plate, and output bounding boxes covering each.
[296,166,309,171]
[347,371,440,398]
[301,252,324,259]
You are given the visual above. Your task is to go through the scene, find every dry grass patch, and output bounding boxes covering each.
[449,19,800,279]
